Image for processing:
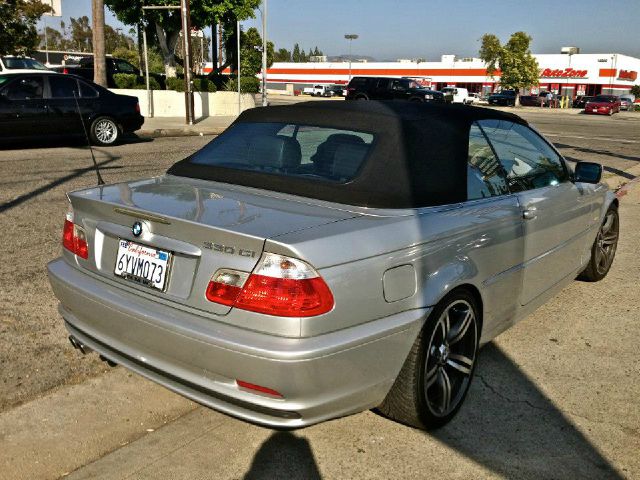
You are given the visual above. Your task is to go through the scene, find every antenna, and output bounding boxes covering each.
[73,90,105,185]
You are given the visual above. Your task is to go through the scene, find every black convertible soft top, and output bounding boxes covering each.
[168,101,528,209]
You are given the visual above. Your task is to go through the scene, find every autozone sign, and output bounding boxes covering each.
[539,68,588,78]
[618,70,638,81]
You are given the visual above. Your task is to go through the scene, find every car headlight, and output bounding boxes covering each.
[424,94,433,99]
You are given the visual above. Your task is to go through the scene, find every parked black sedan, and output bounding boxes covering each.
[0,72,143,146]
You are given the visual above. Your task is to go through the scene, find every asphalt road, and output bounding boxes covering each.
[0,112,639,479]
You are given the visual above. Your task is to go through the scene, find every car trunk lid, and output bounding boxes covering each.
[67,175,360,315]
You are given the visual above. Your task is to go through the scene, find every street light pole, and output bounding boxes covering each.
[344,34,358,83]
[261,0,268,107]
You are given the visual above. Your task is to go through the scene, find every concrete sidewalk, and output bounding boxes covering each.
[136,115,236,138]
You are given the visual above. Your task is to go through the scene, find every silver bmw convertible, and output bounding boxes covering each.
[48,101,619,430]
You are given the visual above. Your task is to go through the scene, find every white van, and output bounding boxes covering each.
[441,87,470,104]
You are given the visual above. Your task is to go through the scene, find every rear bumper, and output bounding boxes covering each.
[119,113,144,133]
[48,258,425,428]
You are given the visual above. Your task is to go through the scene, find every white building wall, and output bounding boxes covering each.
[265,53,640,94]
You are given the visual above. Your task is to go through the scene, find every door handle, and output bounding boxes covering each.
[523,208,537,220]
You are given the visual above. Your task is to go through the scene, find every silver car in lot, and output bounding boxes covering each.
[48,101,619,430]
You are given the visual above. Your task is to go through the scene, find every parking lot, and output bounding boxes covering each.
[0,108,639,479]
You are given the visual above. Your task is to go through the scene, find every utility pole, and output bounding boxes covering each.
[344,34,358,82]
[181,0,194,125]
[237,20,241,115]
[218,25,223,68]
[92,0,107,87]
[261,0,268,107]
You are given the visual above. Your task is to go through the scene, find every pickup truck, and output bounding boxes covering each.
[488,90,517,106]
[52,57,165,89]
[302,84,334,96]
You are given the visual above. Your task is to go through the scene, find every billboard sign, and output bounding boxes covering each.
[41,0,62,17]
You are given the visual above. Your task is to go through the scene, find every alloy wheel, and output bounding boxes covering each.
[424,299,477,417]
[95,119,118,144]
[594,210,618,275]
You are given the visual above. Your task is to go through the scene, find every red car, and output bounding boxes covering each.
[584,95,621,115]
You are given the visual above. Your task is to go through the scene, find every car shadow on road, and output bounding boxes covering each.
[0,134,152,151]
[0,154,121,214]
[243,431,321,480]
[428,343,625,479]
[555,142,640,164]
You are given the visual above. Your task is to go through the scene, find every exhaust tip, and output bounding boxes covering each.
[68,335,92,355]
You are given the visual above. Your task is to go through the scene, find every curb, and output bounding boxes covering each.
[137,126,228,139]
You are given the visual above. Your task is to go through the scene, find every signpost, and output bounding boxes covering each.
[42,0,62,66]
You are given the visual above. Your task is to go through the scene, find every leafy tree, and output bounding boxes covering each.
[480,31,539,106]
[0,0,51,55]
[70,16,93,52]
[39,26,66,50]
[112,46,164,74]
[273,48,291,62]
[631,85,640,97]
[292,43,301,62]
[104,25,134,52]
[238,27,273,76]
[105,0,260,77]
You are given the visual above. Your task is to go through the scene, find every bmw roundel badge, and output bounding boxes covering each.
[132,221,143,237]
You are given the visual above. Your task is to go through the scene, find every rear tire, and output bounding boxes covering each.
[378,289,480,430]
[355,94,368,101]
[579,205,619,282]
[90,116,120,146]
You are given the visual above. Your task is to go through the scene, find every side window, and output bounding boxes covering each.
[115,60,137,74]
[391,79,408,91]
[2,76,44,100]
[376,78,390,89]
[49,76,79,98]
[78,80,99,98]
[478,119,568,192]
[467,123,509,200]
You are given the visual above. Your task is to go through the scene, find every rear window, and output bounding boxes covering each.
[1,57,48,70]
[188,122,375,182]
[348,77,370,88]
[593,95,615,102]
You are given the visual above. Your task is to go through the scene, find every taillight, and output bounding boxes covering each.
[62,67,69,74]
[62,208,88,259]
[135,102,140,113]
[206,253,334,317]
[205,269,248,305]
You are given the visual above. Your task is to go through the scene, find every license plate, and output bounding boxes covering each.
[114,239,171,291]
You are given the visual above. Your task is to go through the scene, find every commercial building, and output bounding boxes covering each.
[264,52,640,97]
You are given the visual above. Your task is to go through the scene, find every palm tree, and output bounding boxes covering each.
[92,0,107,87]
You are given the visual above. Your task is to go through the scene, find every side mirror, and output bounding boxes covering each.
[574,161,603,184]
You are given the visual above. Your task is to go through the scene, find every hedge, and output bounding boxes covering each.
[113,73,160,90]
[224,76,260,94]
[165,77,217,92]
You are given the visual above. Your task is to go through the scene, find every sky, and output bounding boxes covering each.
[40,0,640,60]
